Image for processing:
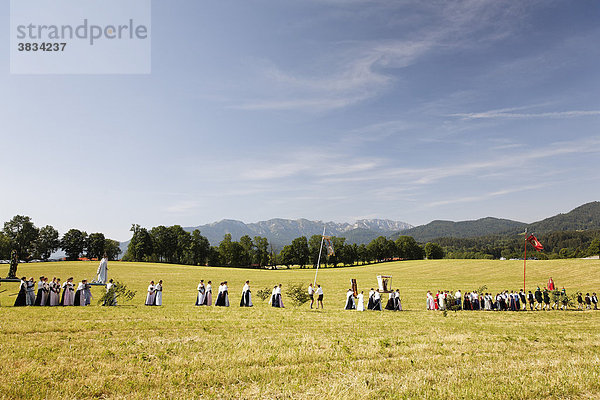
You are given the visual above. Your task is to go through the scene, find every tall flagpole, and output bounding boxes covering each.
[313,226,326,287]
[523,228,527,292]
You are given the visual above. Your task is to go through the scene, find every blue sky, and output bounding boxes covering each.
[1,0,599,241]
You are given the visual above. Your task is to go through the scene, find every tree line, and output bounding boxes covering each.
[437,230,600,260]
[123,223,439,268]
[0,215,121,261]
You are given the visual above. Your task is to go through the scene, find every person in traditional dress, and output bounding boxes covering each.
[74,280,86,306]
[534,287,543,310]
[484,293,492,310]
[61,277,75,306]
[215,282,224,306]
[519,290,527,311]
[438,291,446,311]
[385,292,395,310]
[26,277,36,306]
[316,284,324,309]
[42,277,51,306]
[195,280,206,306]
[240,280,253,307]
[560,288,568,310]
[50,278,61,306]
[585,293,592,310]
[96,255,108,284]
[154,280,163,306]
[269,285,278,307]
[356,291,364,311]
[372,289,381,311]
[509,291,516,311]
[34,276,44,306]
[222,281,230,307]
[548,277,555,291]
[104,279,117,306]
[145,281,156,306]
[577,292,584,310]
[592,293,598,310]
[204,281,213,306]
[84,280,93,306]
[276,284,284,308]
[426,291,434,310]
[543,288,551,310]
[308,283,315,309]
[345,289,355,310]
[13,277,28,306]
[367,288,375,310]
[395,290,402,311]
[527,291,534,311]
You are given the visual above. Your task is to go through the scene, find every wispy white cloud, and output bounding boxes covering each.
[231,1,532,112]
[450,109,600,120]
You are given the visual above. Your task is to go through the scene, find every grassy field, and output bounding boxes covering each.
[1,259,599,399]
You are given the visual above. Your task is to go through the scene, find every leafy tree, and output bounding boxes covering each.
[86,232,106,259]
[124,224,153,262]
[357,243,371,264]
[290,236,310,268]
[278,245,294,267]
[3,215,39,261]
[0,232,12,259]
[424,242,444,259]
[207,246,221,266]
[170,225,191,264]
[367,236,396,262]
[253,236,270,267]
[190,230,210,265]
[104,239,121,261]
[150,225,176,263]
[587,238,600,257]
[308,235,324,268]
[34,225,60,260]
[395,236,424,260]
[61,229,88,261]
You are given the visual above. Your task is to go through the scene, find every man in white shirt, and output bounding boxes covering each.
[455,290,462,309]
[316,284,324,309]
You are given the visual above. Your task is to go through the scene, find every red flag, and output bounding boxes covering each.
[526,234,544,251]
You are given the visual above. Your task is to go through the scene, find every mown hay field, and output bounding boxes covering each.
[1,259,599,399]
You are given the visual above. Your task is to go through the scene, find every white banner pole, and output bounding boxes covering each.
[313,226,326,287]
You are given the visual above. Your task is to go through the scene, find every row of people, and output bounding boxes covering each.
[426,288,599,311]
[13,276,93,307]
[144,280,163,306]
[344,288,403,311]
[193,280,230,307]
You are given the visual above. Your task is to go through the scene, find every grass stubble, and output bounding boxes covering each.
[0,259,599,399]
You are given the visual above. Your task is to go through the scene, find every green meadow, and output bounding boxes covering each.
[1,259,599,399]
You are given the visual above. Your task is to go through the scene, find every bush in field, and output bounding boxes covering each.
[285,282,310,306]
[256,287,272,301]
[98,281,136,306]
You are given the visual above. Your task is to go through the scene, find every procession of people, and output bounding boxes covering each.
[426,279,598,311]
[13,276,93,307]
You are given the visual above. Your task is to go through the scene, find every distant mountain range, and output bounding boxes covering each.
[393,201,600,242]
[119,201,600,254]
[119,218,412,254]
[186,218,412,247]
